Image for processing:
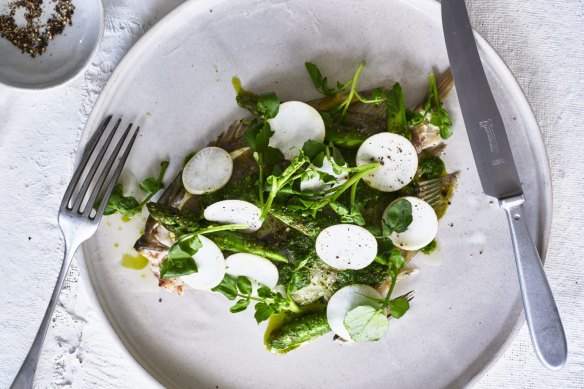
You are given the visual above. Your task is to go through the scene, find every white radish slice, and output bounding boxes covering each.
[300,157,349,194]
[356,133,418,192]
[203,200,262,233]
[267,101,325,160]
[384,196,438,250]
[182,147,233,194]
[181,235,226,290]
[315,224,378,270]
[327,284,382,341]
[225,253,279,288]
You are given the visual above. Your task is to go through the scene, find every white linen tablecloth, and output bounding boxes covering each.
[1,0,582,387]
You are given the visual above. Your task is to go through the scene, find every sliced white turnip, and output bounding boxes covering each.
[267,101,325,160]
[203,200,262,232]
[225,253,279,288]
[326,284,382,341]
[181,235,226,290]
[182,147,233,194]
[315,224,377,270]
[384,196,438,251]
[356,133,418,192]
[300,157,349,194]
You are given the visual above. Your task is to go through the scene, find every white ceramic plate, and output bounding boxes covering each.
[78,0,552,387]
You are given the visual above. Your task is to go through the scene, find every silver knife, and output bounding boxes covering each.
[442,0,567,370]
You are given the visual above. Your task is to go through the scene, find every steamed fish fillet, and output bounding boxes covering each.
[135,69,456,295]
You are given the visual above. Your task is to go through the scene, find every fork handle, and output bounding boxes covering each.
[501,195,567,370]
[10,244,79,389]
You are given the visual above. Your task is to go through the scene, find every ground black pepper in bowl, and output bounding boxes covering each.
[0,0,75,57]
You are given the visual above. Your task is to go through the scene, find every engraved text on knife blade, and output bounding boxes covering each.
[479,118,505,166]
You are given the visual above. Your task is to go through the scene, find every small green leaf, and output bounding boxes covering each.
[244,121,261,150]
[257,285,274,299]
[160,235,202,278]
[139,160,169,195]
[103,184,123,215]
[254,302,274,323]
[330,201,367,225]
[104,184,141,217]
[212,275,239,300]
[295,257,310,271]
[384,198,413,233]
[264,146,284,165]
[160,251,197,279]
[230,299,251,313]
[302,140,327,159]
[389,297,410,319]
[340,203,366,226]
[236,276,253,295]
[287,269,310,293]
[255,122,274,153]
[344,305,389,342]
[389,248,405,271]
[385,83,411,140]
[406,109,425,126]
[178,234,203,256]
[317,171,337,184]
[258,92,280,119]
[331,146,345,167]
[312,152,325,168]
[329,201,349,216]
[371,88,385,102]
[426,73,453,140]
[418,156,446,180]
[366,225,382,236]
[232,76,260,115]
[139,177,162,195]
[305,62,347,96]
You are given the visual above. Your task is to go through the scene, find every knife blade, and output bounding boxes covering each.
[442,0,567,370]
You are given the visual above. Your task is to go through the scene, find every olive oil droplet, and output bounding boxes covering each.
[121,253,148,270]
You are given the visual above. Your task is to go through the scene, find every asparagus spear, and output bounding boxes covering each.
[210,231,288,263]
[266,311,331,352]
[147,202,288,263]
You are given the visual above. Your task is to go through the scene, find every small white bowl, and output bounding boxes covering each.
[0,0,103,89]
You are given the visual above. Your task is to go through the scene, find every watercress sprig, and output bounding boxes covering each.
[343,248,411,342]
[105,160,169,217]
[212,275,301,323]
[384,83,410,140]
[291,162,380,217]
[305,62,352,96]
[159,224,247,279]
[305,62,385,120]
[425,72,453,139]
[232,77,283,207]
[382,198,413,235]
[260,152,310,220]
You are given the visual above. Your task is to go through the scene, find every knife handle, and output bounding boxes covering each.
[500,195,567,369]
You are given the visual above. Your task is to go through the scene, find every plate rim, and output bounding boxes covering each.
[75,0,553,387]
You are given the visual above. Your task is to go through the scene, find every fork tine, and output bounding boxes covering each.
[71,118,121,213]
[88,125,140,220]
[81,122,135,216]
[60,116,112,211]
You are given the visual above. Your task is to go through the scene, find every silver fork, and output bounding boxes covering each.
[10,116,140,389]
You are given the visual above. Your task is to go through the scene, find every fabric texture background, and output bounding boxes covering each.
[0,0,582,387]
